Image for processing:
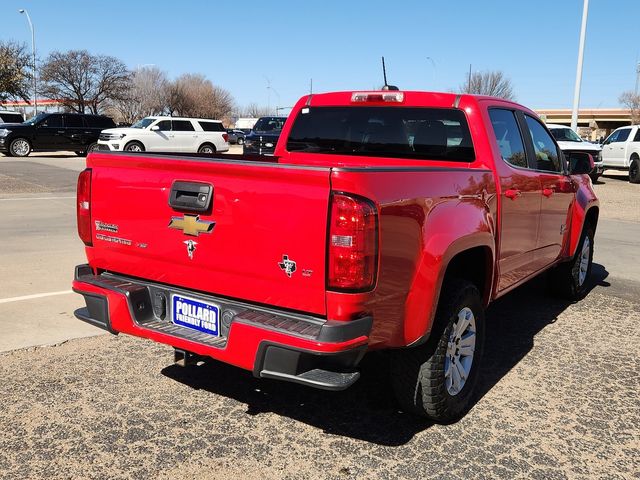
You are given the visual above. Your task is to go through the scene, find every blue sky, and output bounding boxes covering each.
[2,0,639,112]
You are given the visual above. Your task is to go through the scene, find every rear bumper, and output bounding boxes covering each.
[73,265,370,390]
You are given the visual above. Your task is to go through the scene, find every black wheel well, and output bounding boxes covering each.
[442,246,492,304]
[630,153,639,160]
[585,206,599,232]
[199,142,216,151]
[124,140,144,148]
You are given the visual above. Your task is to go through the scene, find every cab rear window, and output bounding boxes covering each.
[286,106,475,162]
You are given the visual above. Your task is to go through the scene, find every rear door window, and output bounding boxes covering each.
[64,115,84,128]
[287,106,474,161]
[172,120,195,131]
[488,109,528,169]
[633,129,640,142]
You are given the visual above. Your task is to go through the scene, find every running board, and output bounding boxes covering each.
[260,368,360,391]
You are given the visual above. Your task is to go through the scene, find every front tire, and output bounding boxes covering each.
[391,279,485,422]
[9,138,31,157]
[123,141,145,153]
[237,137,244,145]
[629,157,640,184]
[549,224,594,300]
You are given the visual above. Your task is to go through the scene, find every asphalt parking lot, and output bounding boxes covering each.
[0,154,638,479]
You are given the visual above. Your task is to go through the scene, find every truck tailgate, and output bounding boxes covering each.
[86,153,330,316]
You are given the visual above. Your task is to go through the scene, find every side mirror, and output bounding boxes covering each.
[567,152,594,175]
[150,125,160,131]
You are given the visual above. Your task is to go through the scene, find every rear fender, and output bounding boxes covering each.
[403,199,495,345]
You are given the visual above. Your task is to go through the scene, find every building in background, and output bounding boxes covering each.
[536,108,632,141]
[0,99,64,119]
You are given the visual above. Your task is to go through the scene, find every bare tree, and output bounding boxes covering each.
[459,70,515,100]
[0,41,32,103]
[619,91,640,124]
[239,103,272,118]
[167,73,234,119]
[39,50,130,113]
[106,67,169,124]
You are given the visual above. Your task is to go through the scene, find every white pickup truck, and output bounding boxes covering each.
[600,125,640,183]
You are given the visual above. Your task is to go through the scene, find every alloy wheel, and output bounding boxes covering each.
[577,236,591,286]
[444,307,477,396]
[11,139,30,156]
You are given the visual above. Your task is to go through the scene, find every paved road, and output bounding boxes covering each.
[0,155,638,479]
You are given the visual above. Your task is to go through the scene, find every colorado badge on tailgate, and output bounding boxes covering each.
[172,294,220,336]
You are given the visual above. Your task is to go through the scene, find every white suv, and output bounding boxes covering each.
[97,116,229,154]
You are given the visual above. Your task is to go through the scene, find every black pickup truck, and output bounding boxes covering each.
[242,116,287,155]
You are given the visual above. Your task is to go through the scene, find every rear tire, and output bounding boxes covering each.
[9,138,31,157]
[549,224,594,300]
[629,157,640,184]
[124,141,145,153]
[198,143,216,154]
[391,279,485,422]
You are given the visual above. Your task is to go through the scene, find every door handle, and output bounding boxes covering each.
[57,130,65,134]
[504,189,521,199]
[542,187,554,197]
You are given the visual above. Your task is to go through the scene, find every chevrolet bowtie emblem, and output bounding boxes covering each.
[168,214,215,237]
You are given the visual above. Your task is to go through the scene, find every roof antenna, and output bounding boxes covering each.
[305,78,313,106]
[381,56,399,91]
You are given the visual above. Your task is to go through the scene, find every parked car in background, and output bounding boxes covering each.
[97,117,229,154]
[0,112,115,157]
[0,110,24,124]
[599,125,640,183]
[243,116,287,155]
[547,124,603,182]
[226,129,245,145]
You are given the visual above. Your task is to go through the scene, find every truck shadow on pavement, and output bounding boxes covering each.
[161,263,609,446]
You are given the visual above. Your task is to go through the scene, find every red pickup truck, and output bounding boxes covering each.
[72,90,598,422]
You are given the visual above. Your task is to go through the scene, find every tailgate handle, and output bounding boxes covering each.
[169,181,213,212]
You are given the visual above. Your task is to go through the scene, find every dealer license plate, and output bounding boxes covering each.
[172,294,220,336]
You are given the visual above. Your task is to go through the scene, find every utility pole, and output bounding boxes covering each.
[468,64,472,92]
[571,0,589,132]
[635,62,640,95]
[18,9,36,115]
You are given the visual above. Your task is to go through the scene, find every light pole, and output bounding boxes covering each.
[268,85,281,115]
[426,57,437,89]
[18,9,37,116]
[571,0,589,132]
[635,62,640,95]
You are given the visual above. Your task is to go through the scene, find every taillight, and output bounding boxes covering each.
[77,168,92,246]
[328,193,378,291]
[223,133,229,142]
